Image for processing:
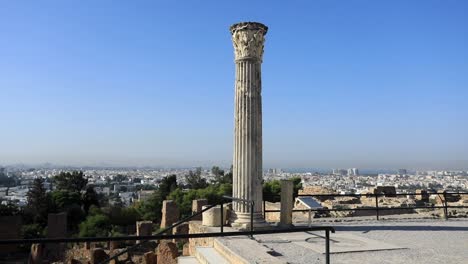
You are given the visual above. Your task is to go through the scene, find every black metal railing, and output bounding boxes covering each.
[0,227,336,264]
[264,191,468,221]
[99,201,222,264]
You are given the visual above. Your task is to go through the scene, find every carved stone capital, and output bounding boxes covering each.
[230,22,268,62]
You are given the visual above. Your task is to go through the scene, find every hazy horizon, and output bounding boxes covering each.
[1,1,467,169]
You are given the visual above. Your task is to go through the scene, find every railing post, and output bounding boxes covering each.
[443,191,448,220]
[308,209,312,227]
[220,201,224,233]
[375,193,380,221]
[250,201,254,238]
[263,200,266,218]
[325,229,330,264]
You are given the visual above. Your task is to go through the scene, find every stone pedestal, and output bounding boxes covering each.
[192,199,208,220]
[136,221,153,243]
[161,200,180,228]
[172,222,189,244]
[229,22,269,229]
[202,205,227,227]
[280,180,294,227]
[46,213,67,260]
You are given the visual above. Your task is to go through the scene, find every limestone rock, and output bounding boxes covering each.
[191,199,208,220]
[143,251,156,264]
[182,243,190,256]
[202,205,227,227]
[156,240,178,264]
[90,248,109,264]
[172,223,189,243]
[29,243,43,264]
[161,200,180,228]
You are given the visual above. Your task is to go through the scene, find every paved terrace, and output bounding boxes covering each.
[217,219,468,264]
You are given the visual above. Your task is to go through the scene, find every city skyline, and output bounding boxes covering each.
[1,1,467,168]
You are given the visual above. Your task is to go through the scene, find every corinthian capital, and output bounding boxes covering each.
[230,22,268,62]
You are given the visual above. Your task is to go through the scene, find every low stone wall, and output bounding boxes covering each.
[188,221,215,256]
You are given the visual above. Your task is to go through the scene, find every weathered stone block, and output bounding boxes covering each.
[137,221,153,243]
[191,199,208,220]
[29,243,43,264]
[90,248,109,264]
[47,212,67,238]
[280,180,294,227]
[143,251,156,264]
[161,200,180,228]
[156,240,178,264]
[182,243,190,256]
[172,223,189,244]
[202,205,227,227]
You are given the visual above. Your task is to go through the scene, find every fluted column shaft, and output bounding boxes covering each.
[233,59,263,214]
[230,22,268,226]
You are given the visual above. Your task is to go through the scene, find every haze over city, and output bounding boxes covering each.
[1,1,467,169]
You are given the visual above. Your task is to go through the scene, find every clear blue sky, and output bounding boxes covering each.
[0,1,467,169]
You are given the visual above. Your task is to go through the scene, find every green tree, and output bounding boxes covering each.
[106,206,141,226]
[21,224,45,239]
[185,168,208,189]
[0,203,20,216]
[158,175,178,199]
[53,171,88,191]
[26,178,49,225]
[211,166,224,183]
[168,183,232,217]
[82,186,100,214]
[135,189,165,222]
[79,214,111,237]
[262,177,303,202]
[49,190,85,232]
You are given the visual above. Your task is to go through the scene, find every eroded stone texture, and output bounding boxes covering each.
[156,240,178,264]
[202,205,227,227]
[280,180,294,227]
[230,22,269,228]
[143,251,156,264]
[46,212,67,260]
[182,243,190,256]
[90,248,109,264]
[172,222,189,244]
[136,221,153,244]
[191,199,208,220]
[29,243,44,264]
[161,200,180,228]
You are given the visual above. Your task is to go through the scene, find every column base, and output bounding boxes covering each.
[229,211,272,230]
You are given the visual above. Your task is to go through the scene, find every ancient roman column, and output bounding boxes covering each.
[230,22,268,228]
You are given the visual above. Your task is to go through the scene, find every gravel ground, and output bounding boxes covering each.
[247,219,468,264]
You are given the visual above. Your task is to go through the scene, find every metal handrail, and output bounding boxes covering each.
[101,195,256,263]
[99,203,219,264]
[0,227,336,264]
[263,191,468,221]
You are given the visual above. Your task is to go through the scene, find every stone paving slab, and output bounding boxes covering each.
[276,231,405,254]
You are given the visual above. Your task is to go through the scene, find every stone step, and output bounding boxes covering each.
[195,246,230,264]
[178,256,200,264]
